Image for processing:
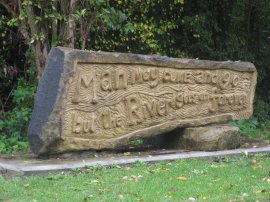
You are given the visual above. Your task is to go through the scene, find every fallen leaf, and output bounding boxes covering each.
[212,178,220,182]
[210,164,217,168]
[24,184,30,188]
[124,152,131,156]
[177,176,188,181]
[252,164,262,170]
[254,189,266,194]
[118,194,124,200]
[83,194,94,200]
[149,168,160,174]
[263,178,270,183]
[188,196,196,201]
[131,175,143,181]
[90,179,99,184]
[162,167,169,171]
[98,188,106,194]
[251,159,256,164]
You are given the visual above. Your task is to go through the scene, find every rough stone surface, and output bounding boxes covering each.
[177,125,241,151]
[28,47,257,154]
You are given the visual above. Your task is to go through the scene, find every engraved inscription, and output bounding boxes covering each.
[63,64,254,139]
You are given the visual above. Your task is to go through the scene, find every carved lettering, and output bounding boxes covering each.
[131,69,143,84]
[72,113,95,134]
[184,72,192,83]
[101,71,112,91]
[125,95,143,125]
[115,70,128,90]
[144,100,157,118]
[150,69,159,88]
[156,100,168,116]
[102,109,121,129]
[63,63,254,140]
[72,69,97,104]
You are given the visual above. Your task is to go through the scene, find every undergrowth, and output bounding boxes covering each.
[0,79,35,153]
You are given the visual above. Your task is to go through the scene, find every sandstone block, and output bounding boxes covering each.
[28,47,257,154]
[178,125,241,151]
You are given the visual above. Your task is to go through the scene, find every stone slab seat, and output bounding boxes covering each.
[28,47,257,155]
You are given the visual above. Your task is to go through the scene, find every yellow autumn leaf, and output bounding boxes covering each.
[254,189,266,194]
[177,176,188,180]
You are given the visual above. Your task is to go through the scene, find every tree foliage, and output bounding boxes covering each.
[0,0,126,78]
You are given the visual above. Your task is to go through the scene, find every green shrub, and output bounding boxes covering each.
[253,97,270,124]
[0,78,36,153]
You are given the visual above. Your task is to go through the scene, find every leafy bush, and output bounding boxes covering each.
[0,78,36,153]
[254,97,270,124]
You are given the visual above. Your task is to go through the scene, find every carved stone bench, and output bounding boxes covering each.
[28,47,257,154]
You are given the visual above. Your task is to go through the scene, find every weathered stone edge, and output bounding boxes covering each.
[28,48,66,154]
[62,46,256,72]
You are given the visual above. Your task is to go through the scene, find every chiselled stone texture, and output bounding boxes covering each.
[176,125,241,151]
[28,47,257,154]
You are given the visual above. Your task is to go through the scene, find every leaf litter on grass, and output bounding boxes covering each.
[0,153,270,201]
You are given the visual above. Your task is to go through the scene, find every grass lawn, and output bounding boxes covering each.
[0,153,269,202]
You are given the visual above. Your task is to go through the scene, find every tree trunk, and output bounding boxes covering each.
[60,0,78,48]
[1,0,78,79]
[25,5,48,79]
